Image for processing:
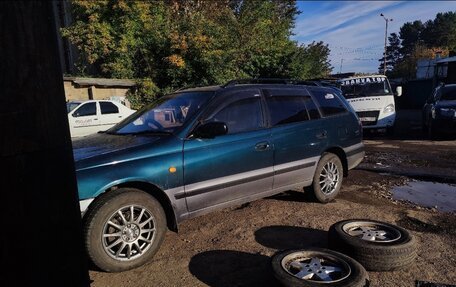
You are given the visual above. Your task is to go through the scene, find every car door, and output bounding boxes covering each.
[263,88,325,189]
[68,102,100,137]
[98,101,123,130]
[183,89,273,212]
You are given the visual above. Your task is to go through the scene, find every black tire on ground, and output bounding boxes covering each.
[307,153,343,203]
[84,188,167,272]
[328,219,417,272]
[271,248,369,287]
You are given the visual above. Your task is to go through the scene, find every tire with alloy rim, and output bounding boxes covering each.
[84,188,167,272]
[271,248,369,287]
[308,153,343,203]
[328,219,417,271]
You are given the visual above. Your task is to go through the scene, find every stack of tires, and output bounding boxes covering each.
[271,219,417,287]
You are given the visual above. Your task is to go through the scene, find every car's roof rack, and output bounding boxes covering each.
[222,78,294,87]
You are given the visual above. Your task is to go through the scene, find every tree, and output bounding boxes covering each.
[378,33,401,75]
[422,11,456,51]
[379,11,456,79]
[399,20,424,57]
[62,0,331,107]
[288,41,332,79]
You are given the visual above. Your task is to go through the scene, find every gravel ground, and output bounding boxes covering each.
[89,138,456,287]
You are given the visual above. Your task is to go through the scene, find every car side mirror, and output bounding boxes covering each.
[193,122,228,138]
[396,86,402,97]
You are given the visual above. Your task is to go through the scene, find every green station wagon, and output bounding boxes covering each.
[73,79,365,272]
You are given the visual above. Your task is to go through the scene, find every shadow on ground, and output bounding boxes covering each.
[255,225,328,250]
[189,250,279,287]
[267,190,312,203]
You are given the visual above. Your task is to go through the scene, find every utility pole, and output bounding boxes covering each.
[339,58,344,74]
[380,13,393,75]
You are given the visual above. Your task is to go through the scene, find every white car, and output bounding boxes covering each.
[67,100,136,137]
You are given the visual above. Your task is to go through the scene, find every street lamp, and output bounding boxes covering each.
[380,13,393,75]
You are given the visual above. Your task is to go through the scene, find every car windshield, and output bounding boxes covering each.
[67,102,81,113]
[441,87,456,101]
[339,77,392,99]
[109,91,213,135]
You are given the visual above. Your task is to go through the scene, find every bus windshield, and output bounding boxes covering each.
[339,76,392,99]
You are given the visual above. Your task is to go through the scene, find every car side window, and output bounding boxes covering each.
[73,102,96,117]
[311,90,348,117]
[207,97,264,134]
[100,102,119,114]
[266,96,310,126]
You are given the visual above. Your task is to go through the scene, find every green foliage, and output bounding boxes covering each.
[63,0,332,107]
[288,42,332,79]
[126,78,160,110]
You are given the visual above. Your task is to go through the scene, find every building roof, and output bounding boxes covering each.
[63,77,136,87]
[436,56,456,64]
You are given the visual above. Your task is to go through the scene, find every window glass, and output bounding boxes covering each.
[441,87,456,101]
[305,97,321,120]
[66,102,80,113]
[73,102,96,117]
[311,90,348,117]
[113,91,212,134]
[266,96,310,126]
[209,97,263,134]
[100,101,119,114]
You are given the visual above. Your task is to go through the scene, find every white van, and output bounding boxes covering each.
[338,75,401,133]
[67,100,135,137]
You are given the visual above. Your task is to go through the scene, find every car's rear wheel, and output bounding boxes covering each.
[84,188,167,272]
[308,153,343,203]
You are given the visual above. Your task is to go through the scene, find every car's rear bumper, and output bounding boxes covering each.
[344,143,365,170]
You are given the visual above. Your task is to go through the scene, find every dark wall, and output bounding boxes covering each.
[0,2,90,286]
[397,79,434,110]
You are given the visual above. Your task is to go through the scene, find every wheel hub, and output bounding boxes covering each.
[121,224,140,242]
[342,221,401,243]
[282,253,350,283]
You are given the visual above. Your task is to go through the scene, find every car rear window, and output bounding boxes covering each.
[267,96,311,126]
[311,89,348,117]
[100,101,119,114]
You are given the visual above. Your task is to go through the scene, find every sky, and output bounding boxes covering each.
[293,1,456,74]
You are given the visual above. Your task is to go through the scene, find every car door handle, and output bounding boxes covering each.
[316,131,327,139]
[255,141,270,151]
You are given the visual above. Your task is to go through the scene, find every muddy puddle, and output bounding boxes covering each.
[392,181,456,212]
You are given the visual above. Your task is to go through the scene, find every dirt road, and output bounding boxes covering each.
[89,137,456,287]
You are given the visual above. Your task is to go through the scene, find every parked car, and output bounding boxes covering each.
[338,75,402,135]
[422,83,456,139]
[73,79,365,272]
[67,100,136,137]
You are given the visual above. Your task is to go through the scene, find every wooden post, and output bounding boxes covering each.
[0,2,90,286]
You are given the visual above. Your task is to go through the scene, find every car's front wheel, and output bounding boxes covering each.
[308,153,343,203]
[84,188,167,272]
